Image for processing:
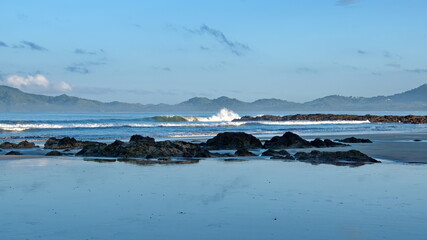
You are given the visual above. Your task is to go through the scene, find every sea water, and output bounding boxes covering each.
[1,109,427,144]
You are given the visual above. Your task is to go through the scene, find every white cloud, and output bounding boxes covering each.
[1,74,73,93]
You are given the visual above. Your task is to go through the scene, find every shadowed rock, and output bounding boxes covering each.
[262,149,295,160]
[0,140,36,149]
[45,151,62,156]
[205,132,262,150]
[336,137,372,143]
[264,132,312,149]
[77,135,210,158]
[5,151,22,155]
[294,150,380,165]
[235,148,256,156]
[44,137,96,149]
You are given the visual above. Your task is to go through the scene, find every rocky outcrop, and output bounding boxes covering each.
[336,137,372,143]
[310,138,349,148]
[236,114,427,124]
[0,140,36,149]
[44,137,95,149]
[77,135,210,158]
[5,151,22,155]
[264,132,312,149]
[205,132,262,150]
[261,149,294,160]
[294,150,380,165]
[235,148,256,156]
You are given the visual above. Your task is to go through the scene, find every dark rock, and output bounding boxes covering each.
[236,114,427,124]
[44,137,95,149]
[84,158,117,163]
[324,139,349,147]
[205,132,262,150]
[76,142,109,156]
[16,140,36,149]
[270,155,295,160]
[0,140,36,149]
[77,136,210,158]
[264,132,312,149]
[310,138,348,148]
[294,150,380,165]
[45,151,62,156]
[310,138,326,148]
[223,158,247,162]
[129,135,155,144]
[5,151,22,155]
[336,137,372,143]
[235,148,256,156]
[210,152,236,158]
[262,149,291,156]
[0,142,15,149]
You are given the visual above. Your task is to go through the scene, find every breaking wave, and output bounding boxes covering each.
[151,108,240,122]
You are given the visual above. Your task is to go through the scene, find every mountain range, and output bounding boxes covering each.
[0,84,426,112]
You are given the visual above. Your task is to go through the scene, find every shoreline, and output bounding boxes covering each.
[1,131,426,164]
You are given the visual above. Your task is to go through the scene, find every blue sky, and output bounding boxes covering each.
[0,0,426,104]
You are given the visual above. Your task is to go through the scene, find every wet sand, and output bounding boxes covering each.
[1,132,426,163]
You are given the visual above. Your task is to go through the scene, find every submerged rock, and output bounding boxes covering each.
[264,132,312,149]
[294,150,380,165]
[0,140,36,149]
[205,132,262,150]
[262,149,295,160]
[5,151,22,155]
[335,137,372,143]
[235,148,256,156]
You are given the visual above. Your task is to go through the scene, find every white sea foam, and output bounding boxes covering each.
[0,123,117,132]
[197,108,240,122]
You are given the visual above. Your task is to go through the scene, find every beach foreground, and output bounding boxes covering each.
[1,156,427,240]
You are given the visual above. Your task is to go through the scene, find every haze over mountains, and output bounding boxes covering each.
[0,84,426,112]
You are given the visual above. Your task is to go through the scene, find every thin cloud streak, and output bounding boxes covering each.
[20,41,48,51]
[336,0,362,6]
[188,24,250,56]
[406,69,427,74]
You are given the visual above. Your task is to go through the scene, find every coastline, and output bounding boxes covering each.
[1,132,426,164]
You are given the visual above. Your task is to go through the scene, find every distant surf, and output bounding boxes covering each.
[0,108,373,132]
[151,108,240,122]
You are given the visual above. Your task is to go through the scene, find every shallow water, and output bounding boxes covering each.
[1,157,426,240]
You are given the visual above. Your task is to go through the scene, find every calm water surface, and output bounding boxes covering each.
[1,157,426,240]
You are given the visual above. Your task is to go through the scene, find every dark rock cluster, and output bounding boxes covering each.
[44,137,96,149]
[237,114,427,124]
[3,131,379,167]
[294,150,380,166]
[205,132,263,150]
[0,140,36,149]
[336,137,373,143]
[76,136,210,158]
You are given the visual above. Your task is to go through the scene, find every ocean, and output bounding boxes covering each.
[1,108,427,144]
